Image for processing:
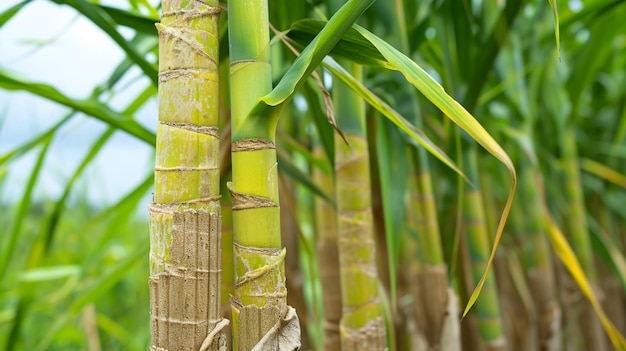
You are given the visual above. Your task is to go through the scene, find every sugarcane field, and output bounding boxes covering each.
[1,0,626,350]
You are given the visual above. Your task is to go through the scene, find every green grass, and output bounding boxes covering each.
[0,200,150,351]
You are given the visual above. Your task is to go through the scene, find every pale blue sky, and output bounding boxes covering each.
[0,0,158,210]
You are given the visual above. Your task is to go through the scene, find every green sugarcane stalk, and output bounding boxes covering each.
[520,164,561,351]
[150,1,228,350]
[334,60,387,350]
[463,148,506,351]
[227,0,300,350]
[389,0,460,344]
[560,125,607,351]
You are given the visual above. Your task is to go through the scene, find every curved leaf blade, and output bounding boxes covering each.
[323,56,466,180]
[352,25,517,317]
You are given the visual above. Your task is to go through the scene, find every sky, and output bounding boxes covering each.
[0,0,158,210]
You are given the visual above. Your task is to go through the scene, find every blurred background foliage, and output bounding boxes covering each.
[1,0,626,350]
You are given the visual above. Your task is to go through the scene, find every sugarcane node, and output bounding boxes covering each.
[227,183,278,210]
[148,196,221,213]
[161,7,220,20]
[231,138,276,152]
[158,68,218,83]
[159,122,219,138]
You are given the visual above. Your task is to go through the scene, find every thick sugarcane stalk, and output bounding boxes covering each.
[150,1,228,350]
[314,146,342,351]
[334,61,387,350]
[227,0,300,349]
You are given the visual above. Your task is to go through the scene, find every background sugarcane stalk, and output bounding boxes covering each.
[389,0,461,345]
[462,148,506,351]
[149,0,228,350]
[313,145,342,351]
[406,146,460,351]
[227,0,300,349]
[279,172,312,351]
[520,165,561,351]
[560,125,607,351]
[479,165,535,351]
[334,60,387,350]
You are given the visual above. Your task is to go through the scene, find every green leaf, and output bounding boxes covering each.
[34,243,148,351]
[0,0,30,27]
[0,68,155,145]
[287,19,390,67]
[245,0,374,134]
[301,80,334,166]
[42,128,115,253]
[375,116,409,314]
[351,25,517,317]
[322,56,466,181]
[0,135,53,280]
[566,6,625,109]
[96,4,158,35]
[19,265,80,282]
[580,158,626,189]
[277,148,334,206]
[546,0,561,59]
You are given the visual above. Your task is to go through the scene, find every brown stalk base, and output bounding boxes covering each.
[341,317,387,351]
[528,266,561,351]
[149,203,228,351]
[318,237,342,351]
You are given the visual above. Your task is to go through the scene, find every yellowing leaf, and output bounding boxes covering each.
[580,157,626,189]
[544,213,626,350]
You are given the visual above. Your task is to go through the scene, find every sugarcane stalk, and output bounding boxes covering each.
[314,146,342,351]
[560,125,607,351]
[520,164,561,351]
[334,60,387,350]
[150,1,228,350]
[463,148,506,351]
[387,0,461,344]
[227,0,300,349]
[406,146,461,351]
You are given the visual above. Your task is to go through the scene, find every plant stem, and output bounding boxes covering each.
[227,0,300,349]
[150,1,227,350]
[334,60,386,350]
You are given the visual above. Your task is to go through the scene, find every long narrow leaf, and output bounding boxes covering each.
[544,213,626,350]
[0,135,52,281]
[246,0,374,134]
[42,128,115,253]
[0,0,30,27]
[580,158,626,189]
[323,56,466,180]
[352,25,516,317]
[0,69,155,145]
